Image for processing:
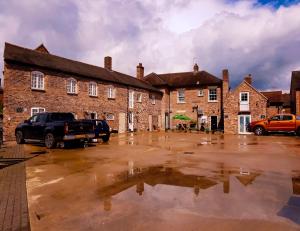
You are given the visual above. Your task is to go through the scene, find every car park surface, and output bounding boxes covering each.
[23,132,300,231]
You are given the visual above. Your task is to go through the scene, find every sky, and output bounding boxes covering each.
[0,0,300,91]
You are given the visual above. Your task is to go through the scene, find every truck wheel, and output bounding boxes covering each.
[102,133,110,143]
[45,133,56,149]
[16,131,25,144]
[254,126,264,136]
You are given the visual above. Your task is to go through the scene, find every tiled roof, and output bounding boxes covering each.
[144,70,222,88]
[261,90,291,106]
[3,43,161,93]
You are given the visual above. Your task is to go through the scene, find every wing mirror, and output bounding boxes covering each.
[24,119,30,123]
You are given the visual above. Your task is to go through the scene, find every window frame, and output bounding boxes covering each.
[136,93,142,103]
[66,78,77,94]
[107,86,116,99]
[31,71,45,90]
[240,92,249,103]
[31,107,45,116]
[208,87,218,102]
[129,90,134,109]
[151,94,156,105]
[106,113,115,121]
[177,88,185,103]
[88,82,98,97]
[198,88,204,97]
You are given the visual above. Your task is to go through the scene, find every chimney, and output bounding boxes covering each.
[222,69,229,101]
[104,56,112,70]
[244,74,252,85]
[193,63,199,73]
[136,63,144,79]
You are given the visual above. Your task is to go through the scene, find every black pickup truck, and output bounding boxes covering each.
[15,112,95,148]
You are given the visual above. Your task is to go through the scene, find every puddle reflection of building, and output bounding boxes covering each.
[99,164,261,211]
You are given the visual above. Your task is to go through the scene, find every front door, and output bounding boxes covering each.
[128,112,134,132]
[211,116,218,131]
[238,115,251,134]
[118,113,126,133]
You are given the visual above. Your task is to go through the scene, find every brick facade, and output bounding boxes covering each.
[3,63,162,141]
[224,79,267,134]
[296,91,300,116]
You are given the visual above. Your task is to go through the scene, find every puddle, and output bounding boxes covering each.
[183,152,194,155]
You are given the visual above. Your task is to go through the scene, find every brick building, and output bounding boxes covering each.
[143,64,223,131]
[3,43,162,141]
[224,74,268,134]
[261,91,291,117]
[290,71,300,115]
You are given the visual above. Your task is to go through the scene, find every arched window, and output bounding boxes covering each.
[31,71,44,90]
[88,82,97,96]
[66,78,77,94]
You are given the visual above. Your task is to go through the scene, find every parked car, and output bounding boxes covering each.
[248,114,300,136]
[83,119,110,142]
[15,112,95,148]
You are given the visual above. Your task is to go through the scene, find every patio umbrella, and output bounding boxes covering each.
[172,114,192,121]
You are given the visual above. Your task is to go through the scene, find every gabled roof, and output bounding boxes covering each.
[35,44,50,54]
[144,70,222,88]
[3,43,161,93]
[291,71,300,92]
[260,91,291,106]
[236,80,268,100]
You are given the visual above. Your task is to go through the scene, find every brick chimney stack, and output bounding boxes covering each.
[136,63,144,79]
[244,74,252,85]
[104,56,112,70]
[222,69,229,101]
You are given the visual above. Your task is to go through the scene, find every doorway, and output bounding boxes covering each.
[211,116,218,131]
[118,113,126,133]
[238,115,251,134]
[128,112,134,132]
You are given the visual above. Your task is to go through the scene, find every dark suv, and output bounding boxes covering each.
[15,112,95,148]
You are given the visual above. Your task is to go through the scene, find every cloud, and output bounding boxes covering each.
[1,0,300,90]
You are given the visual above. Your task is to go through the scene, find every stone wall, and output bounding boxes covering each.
[3,63,162,141]
[224,81,267,134]
[169,87,222,129]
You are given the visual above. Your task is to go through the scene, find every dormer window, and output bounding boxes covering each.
[88,82,97,96]
[67,78,77,94]
[31,71,44,90]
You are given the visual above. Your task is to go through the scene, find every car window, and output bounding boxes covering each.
[270,115,280,121]
[36,114,48,123]
[50,113,74,121]
[30,115,38,123]
[282,115,293,121]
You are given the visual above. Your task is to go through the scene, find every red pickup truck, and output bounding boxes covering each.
[248,114,300,136]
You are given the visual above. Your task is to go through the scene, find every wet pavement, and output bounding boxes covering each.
[23,132,300,231]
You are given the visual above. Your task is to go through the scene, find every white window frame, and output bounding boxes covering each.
[240,92,249,103]
[151,94,156,105]
[31,107,45,116]
[137,93,142,103]
[198,88,204,97]
[208,87,218,102]
[177,89,185,103]
[129,90,134,109]
[88,82,97,97]
[106,113,115,121]
[107,86,116,99]
[31,71,44,90]
[67,78,77,94]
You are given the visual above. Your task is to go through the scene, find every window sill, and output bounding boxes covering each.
[67,92,78,95]
[208,100,218,103]
[31,88,45,92]
[89,95,98,98]
[108,97,116,100]
[177,101,186,104]
[198,95,204,97]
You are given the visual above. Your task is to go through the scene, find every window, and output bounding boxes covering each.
[208,88,217,102]
[106,113,115,121]
[67,78,77,94]
[129,90,134,109]
[151,94,156,105]
[31,107,45,116]
[108,86,116,99]
[198,88,204,97]
[240,92,249,102]
[88,82,97,96]
[137,93,142,103]
[270,115,280,121]
[31,71,44,90]
[282,115,293,120]
[177,89,185,103]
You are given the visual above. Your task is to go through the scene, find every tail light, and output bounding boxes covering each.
[64,123,69,134]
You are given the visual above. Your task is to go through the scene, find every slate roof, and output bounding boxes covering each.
[144,71,222,88]
[3,43,161,93]
[261,91,291,106]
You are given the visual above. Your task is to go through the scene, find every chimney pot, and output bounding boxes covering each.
[136,63,144,79]
[244,74,252,85]
[193,63,199,73]
[104,56,112,70]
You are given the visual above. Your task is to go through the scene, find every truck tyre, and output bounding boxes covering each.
[254,126,264,136]
[45,133,56,149]
[102,133,110,143]
[16,130,25,144]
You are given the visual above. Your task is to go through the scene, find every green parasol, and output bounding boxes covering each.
[172,114,192,121]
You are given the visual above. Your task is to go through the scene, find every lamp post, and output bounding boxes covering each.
[192,105,199,130]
